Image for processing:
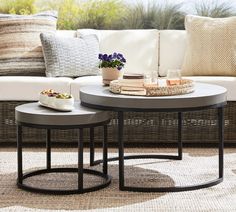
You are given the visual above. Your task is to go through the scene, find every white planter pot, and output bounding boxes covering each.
[102,68,122,85]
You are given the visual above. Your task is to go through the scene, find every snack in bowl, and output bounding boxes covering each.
[39,89,59,105]
[39,89,74,111]
[40,89,52,105]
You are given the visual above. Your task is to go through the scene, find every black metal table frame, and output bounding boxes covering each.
[17,120,112,195]
[82,102,226,192]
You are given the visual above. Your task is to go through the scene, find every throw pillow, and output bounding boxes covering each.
[181,15,236,76]
[40,33,99,77]
[0,11,57,76]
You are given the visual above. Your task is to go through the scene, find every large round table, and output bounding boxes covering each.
[80,83,227,192]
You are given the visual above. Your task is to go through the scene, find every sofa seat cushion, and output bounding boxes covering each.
[184,76,235,101]
[0,76,72,101]
[70,76,102,100]
[77,29,159,76]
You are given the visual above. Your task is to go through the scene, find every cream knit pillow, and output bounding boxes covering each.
[181,15,236,76]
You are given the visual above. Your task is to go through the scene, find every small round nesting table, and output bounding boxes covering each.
[80,83,227,192]
[15,102,111,195]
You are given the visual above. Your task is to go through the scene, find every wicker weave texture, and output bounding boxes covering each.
[0,101,235,144]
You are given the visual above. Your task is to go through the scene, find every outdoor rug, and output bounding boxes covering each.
[0,147,236,211]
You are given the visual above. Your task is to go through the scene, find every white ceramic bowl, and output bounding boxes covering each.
[39,93,49,105]
[47,96,56,107]
[53,96,74,110]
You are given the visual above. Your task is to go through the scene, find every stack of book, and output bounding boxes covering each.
[118,74,145,93]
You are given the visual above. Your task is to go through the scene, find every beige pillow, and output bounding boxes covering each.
[181,15,236,76]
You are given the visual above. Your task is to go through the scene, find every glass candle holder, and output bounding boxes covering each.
[166,69,182,86]
[144,72,159,86]
[151,71,158,84]
[144,74,152,85]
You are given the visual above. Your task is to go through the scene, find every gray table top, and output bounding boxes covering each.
[80,83,227,110]
[15,102,110,126]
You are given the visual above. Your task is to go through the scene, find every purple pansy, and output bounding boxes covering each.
[112,52,117,58]
[98,52,126,71]
[98,53,103,60]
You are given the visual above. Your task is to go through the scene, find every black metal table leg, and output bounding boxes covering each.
[78,128,84,192]
[118,111,125,190]
[46,129,51,170]
[117,108,224,192]
[92,112,182,167]
[178,112,183,160]
[218,107,224,178]
[90,127,95,166]
[17,125,23,184]
[17,123,111,195]
[103,125,108,175]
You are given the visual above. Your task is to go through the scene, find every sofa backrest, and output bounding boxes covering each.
[56,29,187,77]
[77,29,159,75]
[56,30,76,37]
[159,30,187,77]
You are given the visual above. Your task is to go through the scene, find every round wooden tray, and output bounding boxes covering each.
[109,79,195,96]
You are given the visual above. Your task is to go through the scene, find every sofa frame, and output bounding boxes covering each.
[1,101,235,146]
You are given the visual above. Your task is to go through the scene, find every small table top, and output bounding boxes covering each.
[15,102,110,126]
[80,83,227,111]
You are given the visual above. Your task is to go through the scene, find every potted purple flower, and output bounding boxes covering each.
[98,52,126,85]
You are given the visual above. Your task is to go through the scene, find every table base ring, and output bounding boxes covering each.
[120,177,223,192]
[91,154,222,192]
[90,154,182,166]
[17,168,112,195]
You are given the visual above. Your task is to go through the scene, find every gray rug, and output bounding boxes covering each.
[0,148,236,211]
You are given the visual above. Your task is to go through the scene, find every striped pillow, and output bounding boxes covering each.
[0,11,57,76]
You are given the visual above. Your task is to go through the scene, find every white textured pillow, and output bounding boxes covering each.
[181,15,236,76]
[77,29,159,75]
[40,33,99,77]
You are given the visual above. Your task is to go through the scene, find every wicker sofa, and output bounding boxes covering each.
[1,29,236,146]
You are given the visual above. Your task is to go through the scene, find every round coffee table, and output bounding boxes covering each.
[80,83,227,192]
[15,102,111,195]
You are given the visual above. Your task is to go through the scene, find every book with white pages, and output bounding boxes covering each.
[118,78,144,87]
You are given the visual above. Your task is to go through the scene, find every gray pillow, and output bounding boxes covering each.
[40,33,99,77]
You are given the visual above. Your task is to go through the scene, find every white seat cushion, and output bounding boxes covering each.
[70,76,102,100]
[184,76,236,101]
[77,29,159,76]
[159,30,187,77]
[0,76,73,101]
